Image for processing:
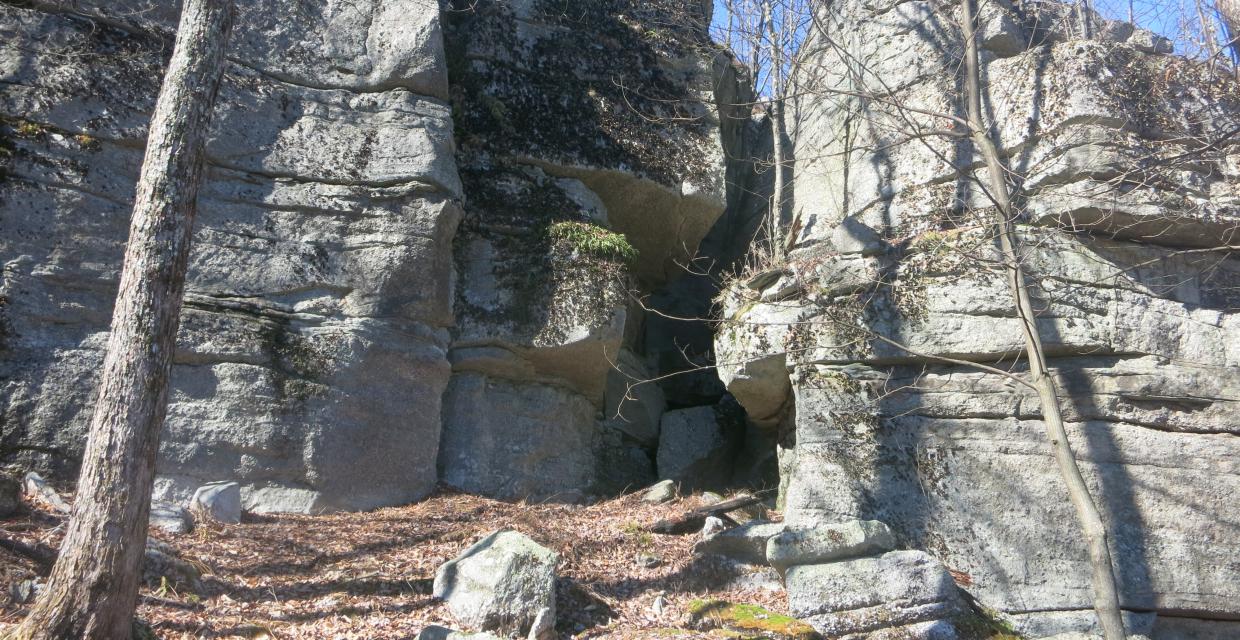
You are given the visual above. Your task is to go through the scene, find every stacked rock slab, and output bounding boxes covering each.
[439,0,739,499]
[0,1,460,512]
[715,0,1240,637]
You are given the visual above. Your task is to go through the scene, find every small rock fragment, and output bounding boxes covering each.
[527,607,555,640]
[23,472,69,513]
[190,481,241,524]
[9,579,41,604]
[150,502,194,534]
[143,538,203,593]
[635,552,661,568]
[701,516,726,540]
[416,626,504,640]
[641,479,677,504]
[651,592,667,618]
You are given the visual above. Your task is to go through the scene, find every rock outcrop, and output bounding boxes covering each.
[438,0,744,500]
[3,1,1239,636]
[715,0,1240,636]
[0,0,460,512]
[1,0,753,508]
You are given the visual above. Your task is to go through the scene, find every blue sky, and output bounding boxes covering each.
[709,0,1226,56]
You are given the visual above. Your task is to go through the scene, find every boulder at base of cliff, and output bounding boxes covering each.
[433,529,558,637]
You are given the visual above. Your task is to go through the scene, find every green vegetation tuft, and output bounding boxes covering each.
[687,599,821,639]
[547,221,638,264]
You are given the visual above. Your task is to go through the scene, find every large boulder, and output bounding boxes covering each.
[698,521,785,564]
[603,349,666,448]
[433,530,558,636]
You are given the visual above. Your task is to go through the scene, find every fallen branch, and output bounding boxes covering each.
[647,493,767,535]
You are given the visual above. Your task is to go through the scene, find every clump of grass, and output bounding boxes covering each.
[547,220,638,264]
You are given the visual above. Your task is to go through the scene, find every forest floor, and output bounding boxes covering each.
[0,488,789,639]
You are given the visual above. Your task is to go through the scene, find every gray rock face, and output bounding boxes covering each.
[437,0,738,501]
[786,551,962,638]
[656,406,743,491]
[0,474,21,517]
[2,0,738,511]
[190,481,241,525]
[766,520,896,576]
[433,530,558,637]
[438,373,598,501]
[0,0,459,513]
[716,0,1240,635]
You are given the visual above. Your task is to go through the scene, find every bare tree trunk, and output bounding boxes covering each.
[1219,0,1240,73]
[958,2,1126,639]
[7,0,233,638]
[763,0,787,261]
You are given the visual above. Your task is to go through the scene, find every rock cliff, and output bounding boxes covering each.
[438,0,749,499]
[1,0,460,512]
[1,0,1238,637]
[1,0,746,509]
[715,0,1240,637]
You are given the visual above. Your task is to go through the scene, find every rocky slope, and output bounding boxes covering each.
[715,0,1240,637]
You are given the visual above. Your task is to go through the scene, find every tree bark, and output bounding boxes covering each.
[958,2,1126,639]
[1219,0,1240,73]
[7,0,233,638]
[763,0,787,262]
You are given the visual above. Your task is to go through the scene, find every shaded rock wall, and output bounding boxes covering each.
[715,0,1240,637]
[0,0,460,512]
[439,0,747,499]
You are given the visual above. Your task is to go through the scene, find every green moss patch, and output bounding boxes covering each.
[686,600,821,640]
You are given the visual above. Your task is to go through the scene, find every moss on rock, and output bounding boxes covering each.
[686,599,821,640]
